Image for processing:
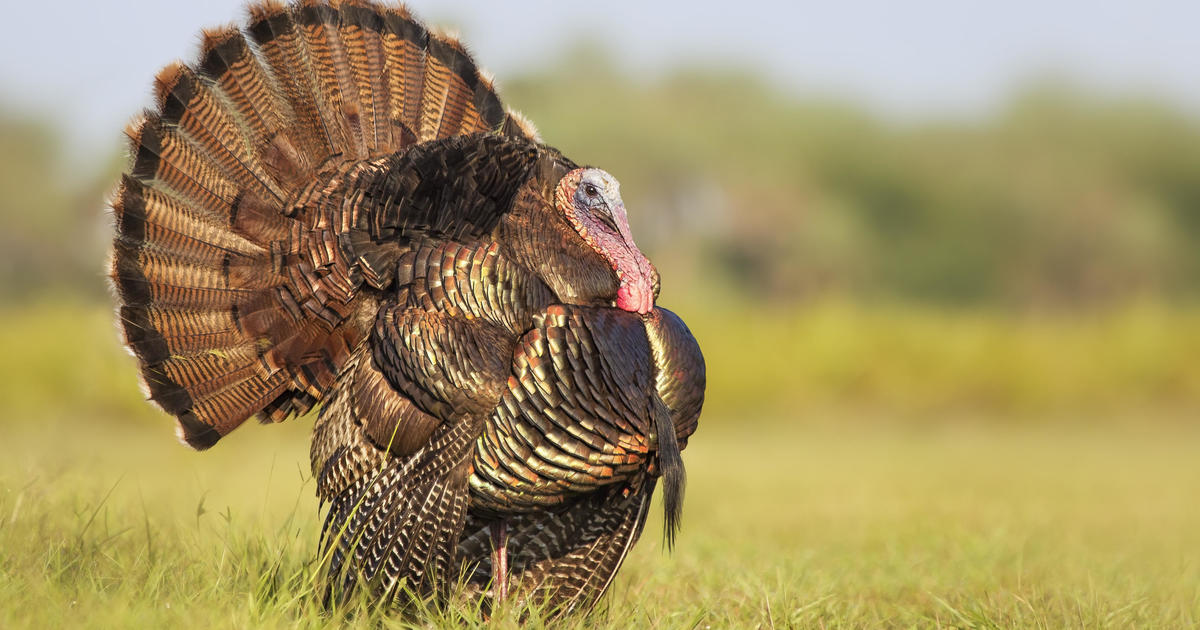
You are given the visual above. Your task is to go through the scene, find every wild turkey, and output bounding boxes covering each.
[109,0,705,616]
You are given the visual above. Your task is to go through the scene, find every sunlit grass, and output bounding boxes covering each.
[2,418,1198,628]
[1,300,1198,627]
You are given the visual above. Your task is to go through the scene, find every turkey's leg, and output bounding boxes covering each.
[490,519,509,602]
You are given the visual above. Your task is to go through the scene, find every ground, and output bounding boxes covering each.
[2,415,1197,629]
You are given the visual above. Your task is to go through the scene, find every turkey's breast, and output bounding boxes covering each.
[469,304,704,518]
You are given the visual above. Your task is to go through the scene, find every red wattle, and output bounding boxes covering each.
[616,281,653,314]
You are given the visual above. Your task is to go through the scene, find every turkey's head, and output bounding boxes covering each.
[554,168,657,314]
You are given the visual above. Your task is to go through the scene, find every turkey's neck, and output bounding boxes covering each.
[498,184,623,309]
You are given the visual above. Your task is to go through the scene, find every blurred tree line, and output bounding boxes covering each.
[504,55,1200,309]
[0,113,119,301]
[3,57,1199,310]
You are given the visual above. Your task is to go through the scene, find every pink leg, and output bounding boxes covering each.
[490,519,509,603]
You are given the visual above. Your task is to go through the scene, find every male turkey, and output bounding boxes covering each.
[110,0,705,616]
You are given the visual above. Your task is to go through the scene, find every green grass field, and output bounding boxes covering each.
[1,302,1198,628]
[2,419,1198,628]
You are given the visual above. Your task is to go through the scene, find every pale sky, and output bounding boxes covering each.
[1,1,1197,154]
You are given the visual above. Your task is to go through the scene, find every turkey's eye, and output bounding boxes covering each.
[583,183,600,199]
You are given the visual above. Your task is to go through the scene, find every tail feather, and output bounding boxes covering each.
[114,0,540,449]
[189,372,293,435]
[153,350,261,398]
[199,26,299,171]
[119,307,242,357]
[128,116,240,213]
[420,37,466,141]
[116,247,244,295]
[247,1,337,173]
[114,176,266,263]
[380,8,427,146]
[154,62,289,204]
[340,3,390,153]
[297,2,370,161]
[111,248,256,312]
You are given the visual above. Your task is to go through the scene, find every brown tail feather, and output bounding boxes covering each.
[296,2,370,160]
[154,62,289,204]
[339,3,390,153]
[199,26,299,173]
[113,0,539,449]
[119,307,242,357]
[114,176,267,263]
[127,116,240,213]
[247,2,337,174]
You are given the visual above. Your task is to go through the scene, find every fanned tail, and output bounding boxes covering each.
[112,0,539,448]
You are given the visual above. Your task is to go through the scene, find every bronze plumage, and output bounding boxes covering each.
[110,0,705,617]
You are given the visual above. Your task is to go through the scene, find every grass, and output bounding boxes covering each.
[1,299,1197,627]
[2,417,1198,628]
